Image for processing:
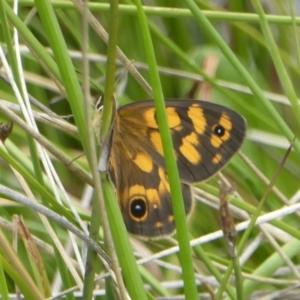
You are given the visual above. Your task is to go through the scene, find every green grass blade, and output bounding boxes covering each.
[133,1,199,299]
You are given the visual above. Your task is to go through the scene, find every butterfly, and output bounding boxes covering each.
[94,97,246,238]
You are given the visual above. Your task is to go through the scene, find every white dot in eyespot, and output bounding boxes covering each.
[214,125,225,137]
[153,204,157,209]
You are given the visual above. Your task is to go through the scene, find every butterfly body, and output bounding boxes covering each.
[97,99,246,238]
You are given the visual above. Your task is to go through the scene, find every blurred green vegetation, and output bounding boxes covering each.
[0,1,300,299]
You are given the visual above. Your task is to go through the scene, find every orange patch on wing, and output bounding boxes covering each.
[168,215,174,222]
[150,131,164,156]
[180,132,201,164]
[212,153,222,164]
[158,167,170,193]
[210,135,222,148]
[219,113,232,130]
[132,153,153,173]
[155,221,163,228]
[188,105,206,134]
[221,130,230,141]
[142,108,158,128]
[166,107,181,128]
[146,188,160,204]
[128,185,145,199]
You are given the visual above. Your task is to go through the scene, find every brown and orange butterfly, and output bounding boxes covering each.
[94,98,246,238]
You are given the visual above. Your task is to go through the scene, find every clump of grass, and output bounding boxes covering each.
[0,1,299,299]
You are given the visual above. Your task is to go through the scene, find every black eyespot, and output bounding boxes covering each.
[130,199,147,219]
[214,125,225,137]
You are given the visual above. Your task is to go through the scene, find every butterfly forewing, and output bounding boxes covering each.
[116,100,246,183]
[168,100,246,182]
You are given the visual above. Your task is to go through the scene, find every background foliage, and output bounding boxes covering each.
[0,0,300,299]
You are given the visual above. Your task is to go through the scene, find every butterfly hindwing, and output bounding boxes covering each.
[108,138,192,237]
